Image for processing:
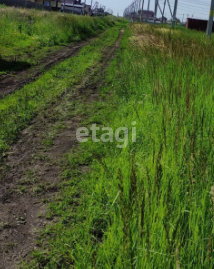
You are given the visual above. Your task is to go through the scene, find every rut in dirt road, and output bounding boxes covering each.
[0,28,124,269]
[0,36,97,99]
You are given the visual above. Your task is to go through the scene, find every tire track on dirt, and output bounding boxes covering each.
[0,28,124,269]
[0,34,100,99]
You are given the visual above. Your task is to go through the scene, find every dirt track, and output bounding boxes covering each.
[0,37,97,99]
[0,28,124,269]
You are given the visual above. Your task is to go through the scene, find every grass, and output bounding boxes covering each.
[0,25,122,158]
[22,23,214,268]
[0,6,116,74]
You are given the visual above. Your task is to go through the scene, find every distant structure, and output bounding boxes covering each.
[33,0,90,14]
[0,0,49,9]
[35,0,61,10]
[124,0,181,27]
[140,10,154,20]
[160,16,167,23]
[124,8,154,21]
[61,0,86,14]
[85,3,91,14]
[91,2,113,16]
[186,18,213,32]
[93,7,105,16]
[0,0,111,16]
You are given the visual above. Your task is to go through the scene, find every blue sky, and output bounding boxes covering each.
[87,0,211,21]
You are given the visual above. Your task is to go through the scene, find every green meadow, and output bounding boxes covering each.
[25,24,214,268]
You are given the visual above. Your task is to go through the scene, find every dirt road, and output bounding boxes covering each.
[0,28,124,269]
[0,37,97,99]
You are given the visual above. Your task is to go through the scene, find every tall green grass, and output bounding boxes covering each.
[27,24,214,268]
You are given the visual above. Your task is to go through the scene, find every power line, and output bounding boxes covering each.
[123,0,214,30]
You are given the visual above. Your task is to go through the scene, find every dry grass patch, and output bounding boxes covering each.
[130,23,166,53]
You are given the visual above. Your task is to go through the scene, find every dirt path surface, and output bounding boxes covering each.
[0,28,124,269]
[0,36,97,99]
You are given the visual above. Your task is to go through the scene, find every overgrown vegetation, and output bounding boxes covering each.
[0,6,116,74]
[0,26,121,157]
[24,24,214,268]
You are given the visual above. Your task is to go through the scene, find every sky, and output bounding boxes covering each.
[87,0,211,22]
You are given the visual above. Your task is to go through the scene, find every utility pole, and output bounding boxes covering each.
[138,0,141,14]
[147,0,150,11]
[136,0,139,16]
[138,0,142,19]
[172,0,178,28]
[147,0,150,21]
[162,0,167,23]
[140,0,145,22]
[83,0,86,15]
[206,0,214,38]
[135,0,138,15]
[154,0,158,23]
[63,0,66,12]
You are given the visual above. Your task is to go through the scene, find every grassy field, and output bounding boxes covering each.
[0,5,115,74]
[22,24,214,268]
